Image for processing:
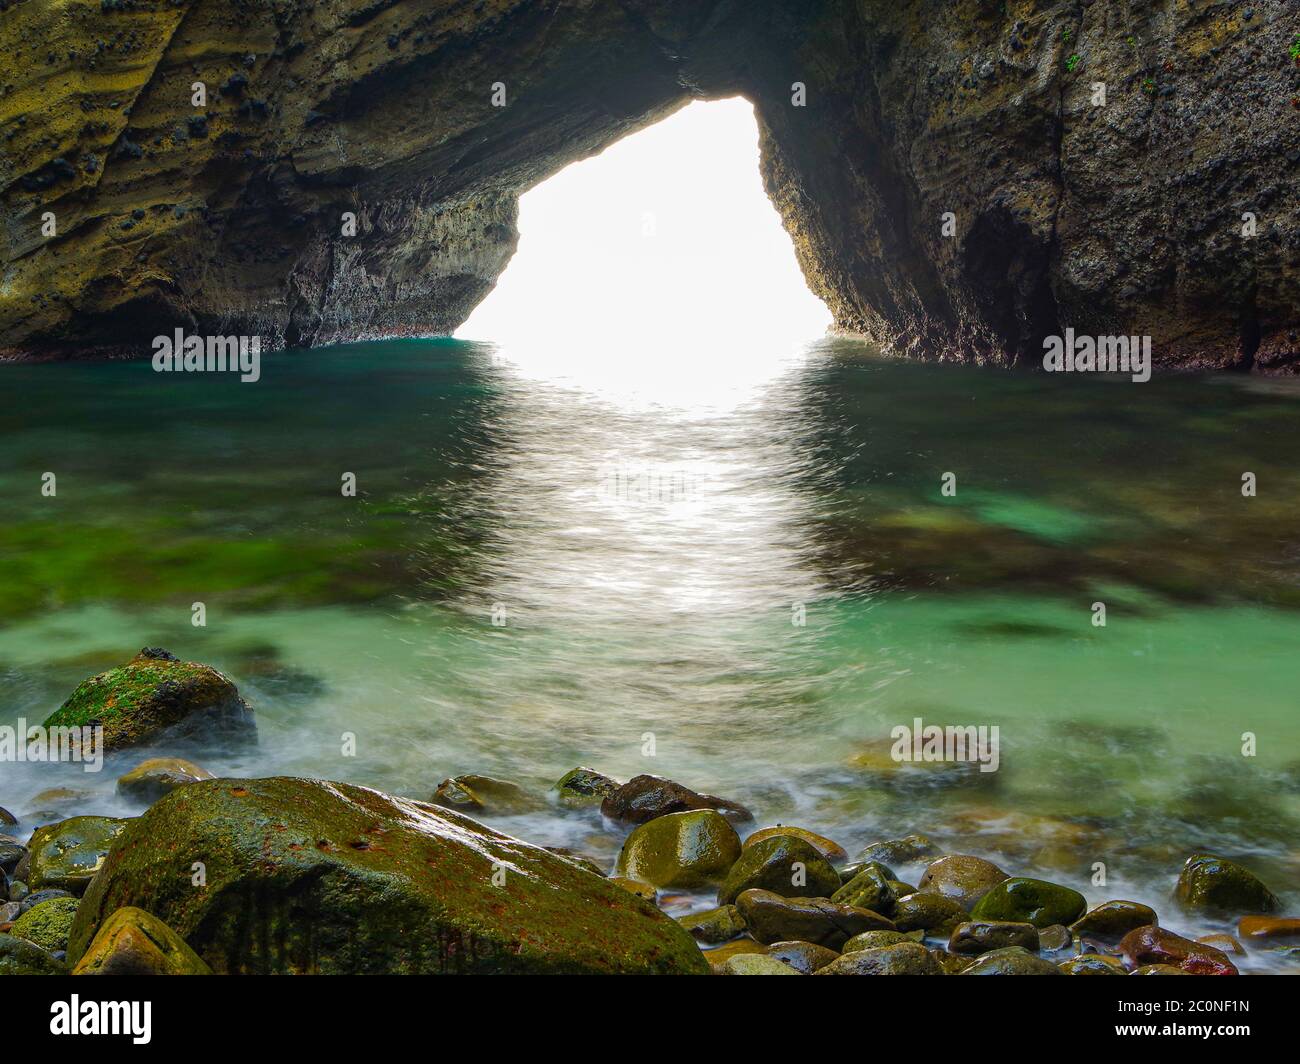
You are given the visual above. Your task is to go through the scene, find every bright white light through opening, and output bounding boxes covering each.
[456,98,832,388]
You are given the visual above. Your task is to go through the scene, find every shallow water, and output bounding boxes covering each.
[2,337,1298,970]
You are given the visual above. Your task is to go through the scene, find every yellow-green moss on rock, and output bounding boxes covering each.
[67,777,709,975]
[43,648,255,752]
[616,810,742,889]
[72,907,212,976]
[11,896,80,952]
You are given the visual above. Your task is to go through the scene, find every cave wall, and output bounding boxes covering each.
[1,0,1297,370]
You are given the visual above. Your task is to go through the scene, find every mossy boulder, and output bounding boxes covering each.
[917,854,1008,909]
[553,767,620,808]
[67,777,708,974]
[27,816,132,895]
[0,932,68,975]
[718,834,840,906]
[815,941,942,976]
[117,757,214,802]
[72,907,211,975]
[743,826,847,863]
[1070,900,1158,943]
[1174,853,1279,915]
[677,904,746,944]
[948,919,1039,955]
[891,892,971,935]
[959,946,1064,975]
[735,888,895,949]
[616,810,742,889]
[42,649,255,752]
[970,878,1087,928]
[10,896,80,952]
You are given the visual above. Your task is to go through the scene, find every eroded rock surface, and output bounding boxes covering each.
[2,1,1296,370]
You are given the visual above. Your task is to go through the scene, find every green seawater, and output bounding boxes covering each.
[1,337,1297,968]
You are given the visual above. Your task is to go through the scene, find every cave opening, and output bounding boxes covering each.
[456,97,832,384]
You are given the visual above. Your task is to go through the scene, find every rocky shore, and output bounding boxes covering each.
[2,649,1296,976]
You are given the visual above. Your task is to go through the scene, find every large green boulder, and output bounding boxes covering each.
[67,777,708,975]
[0,933,68,975]
[1174,854,1279,915]
[718,834,840,905]
[970,877,1087,928]
[27,816,132,895]
[72,907,212,975]
[616,810,741,889]
[43,648,255,752]
[10,896,80,952]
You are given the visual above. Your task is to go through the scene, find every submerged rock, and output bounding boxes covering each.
[917,854,1008,909]
[718,834,840,906]
[948,920,1039,955]
[815,940,942,975]
[1070,900,1158,944]
[553,767,620,808]
[27,816,132,895]
[970,877,1087,928]
[10,896,79,952]
[68,777,708,975]
[42,649,255,753]
[117,757,214,802]
[1174,853,1279,915]
[616,810,742,889]
[959,946,1063,975]
[601,774,751,825]
[0,932,68,975]
[1119,925,1239,976]
[735,888,894,949]
[72,907,211,975]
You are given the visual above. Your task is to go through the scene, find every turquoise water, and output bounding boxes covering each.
[1,337,1297,968]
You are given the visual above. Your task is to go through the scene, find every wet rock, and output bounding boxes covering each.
[43,648,256,752]
[766,940,840,973]
[68,777,708,974]
[717,953,801,975]
[970,877,1087,928]
[1174,853,1279,915]
[718,834,840,906]
[677,904,746,944]
[1130,964,1191,975]
[1197,933,1245,956]
[852,833,940,867]
[117,757,214,802]
[1119,925,1239,976]
[948,920,1039,955]
[7,880,28,904]
[1237,915,1300,943]
[601,774,751,825]
[959,946,1064,975]
[736,888,895,949]
[0,901,19,923]
[18,888,73,915]
[27,816,131,895]
[815,941,942,975]
[432,774,544,814]
[0,932,68,975]
[891,892,971,935]
[609,877,656,902]
[553,766,620,808]
[1060,953,1126,975]
[72,907,211,975]
[702,938,768,969]
[1070,900,1158,944]
[917,854,1008,909]
[10,896,79,952]
[832,863,896,913]
[616,809,741,889]
[842,929,917,952]
[0,837,25,875]
[743,826,847,864]
[1037,924,1072,952]
[544,848,605,876]
[0,806,14,825]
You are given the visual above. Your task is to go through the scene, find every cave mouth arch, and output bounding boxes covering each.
[455,97,832,371]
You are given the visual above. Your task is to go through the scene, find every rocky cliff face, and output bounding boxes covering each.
[2,0,1296,370]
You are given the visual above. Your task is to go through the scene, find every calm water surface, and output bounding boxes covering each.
[1,337,1297,968]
